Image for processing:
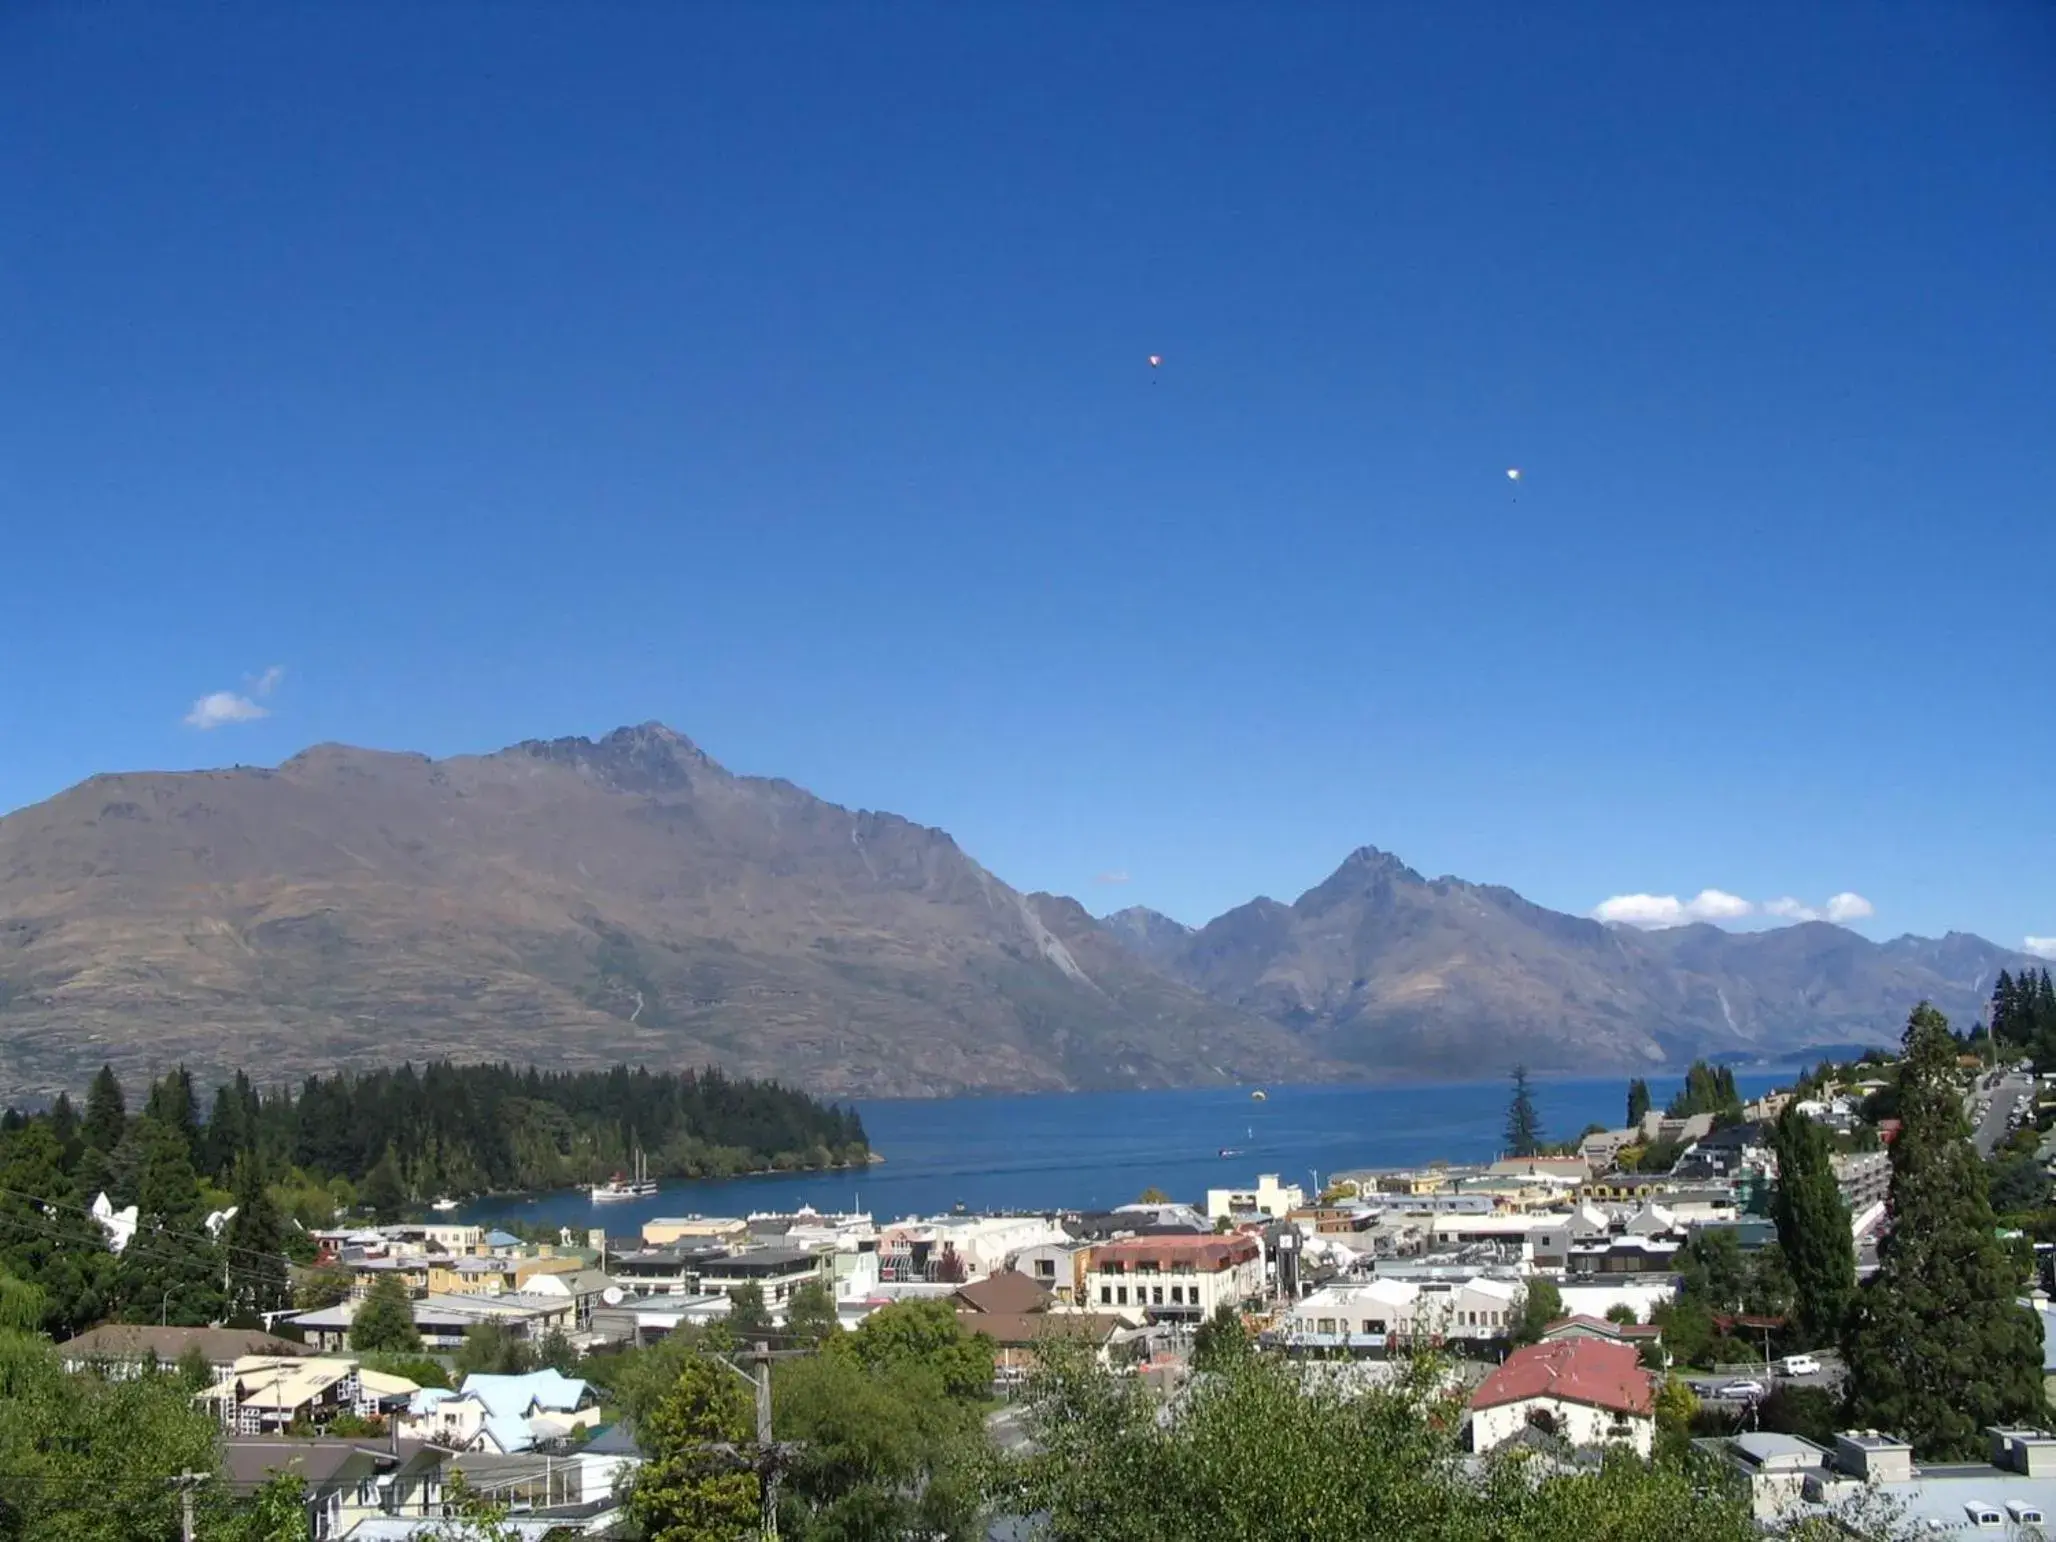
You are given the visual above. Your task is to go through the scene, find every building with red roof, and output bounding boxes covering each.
[1468,1338,1656,1457]
[1083,1233,1263,1324]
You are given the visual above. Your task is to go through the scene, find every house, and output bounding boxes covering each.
[223,1436,445,1542]
[1205,1174,1304,1222]
[1280,1277,1523,1349]
[953,1272,1053,1316]
[960,1311,1127,1375]
[516,1267,617,1329]
[1083,1233,1263,1324]
[607,1245,726,1294]
[199,1356,414,1434]
[1538,1314,1662,1351]
[1468,1339,1656,1458]
[57,1325,310,1380]
[403,1370,600,1454]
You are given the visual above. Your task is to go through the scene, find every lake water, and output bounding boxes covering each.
[458,1070,1792,1230]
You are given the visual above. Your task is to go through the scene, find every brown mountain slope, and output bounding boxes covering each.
[0,725,1326,1100]
[1113,846,2040,1075]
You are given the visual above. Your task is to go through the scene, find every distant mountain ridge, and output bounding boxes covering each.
[1094,845,2035,1077]
[0,726,2035,1100]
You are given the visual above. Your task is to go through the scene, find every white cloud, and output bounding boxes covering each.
[182,664,284,730]
[2026,937,2056,960]
[1095,870,1132,886]
[1593,889,1754,928]
[1596,887,1876,931]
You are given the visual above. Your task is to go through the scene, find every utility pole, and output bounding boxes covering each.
[175,1473,207,1542]
[753,1340,777,1542]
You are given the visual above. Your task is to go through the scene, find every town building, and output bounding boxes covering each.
[222,1437,446,1542]
[642,1216,751,1247]
[1205,1174,1305,1222]
[402,1370,599,1454]
[57,1324,309,1380]
[694,1246,834,1307]
[1083,1233,1263,1324]
[1280,1276,1523,1349]
[1468,1339,1656,1458]
[1705,1426,2056,1533]
[1011,1241,1092,1304]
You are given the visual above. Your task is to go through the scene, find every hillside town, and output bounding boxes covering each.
[3,990,2056,1538]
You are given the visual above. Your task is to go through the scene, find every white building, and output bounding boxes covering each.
[1281,1276,1523,1347]
[1082,1233,1264,1324]
[1206,1174,1304,1222]
[1468,1339,1655,1458]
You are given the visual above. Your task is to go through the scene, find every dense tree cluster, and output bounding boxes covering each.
[1991,968,2056,1068]
[1843,1003,2045,1457]
[1768,1102,1856,1348]
[1666,1061,1743,1122]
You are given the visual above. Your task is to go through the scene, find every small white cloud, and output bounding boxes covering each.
[1095,870,1132,886]
[2026,937,2056,960]
[1593,889,1754,928]
[1597,887,1875,931]
[182,663,285,730]
[184,691,267,729]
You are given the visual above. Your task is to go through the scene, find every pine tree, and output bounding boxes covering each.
[1769,1104,1855,1347]
[0,1122,113,1334]
[112,1117,226,1327]
[1504,1066,1542,1158]
[222,1152,291,1323]
[627,1353,761,1542]
[1843,1003,2045,1457]
[83,1065,126,1153]
[1625,1078,1651,1130]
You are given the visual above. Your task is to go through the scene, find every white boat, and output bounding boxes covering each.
[430,1198,460,1213]
[590,1147,658,1203]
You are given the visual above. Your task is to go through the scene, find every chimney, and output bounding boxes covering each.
[1832,1432,1913,1484]
[1988,1427,2056,1476]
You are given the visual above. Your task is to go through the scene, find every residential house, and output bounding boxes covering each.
[1566,1234,1681,1277]
[401,1370,598,1454]
[1083,1234,1263,1324]
[345,1255,433,1298]
[428,1256,524,1296]
[953,1272,1053,1317]
[383,1223,485,1255]
[1280,1276,1523,1349]
[1205,1174,1305,1222]
[1468,1339,1656,1458]
[200,1357,371,1434]
[57,1325,309,1380]
[1538,1314,1662,1352]
[223,1437,445,1542]
[516,1267,617,1330]
[962,1311,1127,1375]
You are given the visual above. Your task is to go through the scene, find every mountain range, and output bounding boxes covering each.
[0,723,2036,1101]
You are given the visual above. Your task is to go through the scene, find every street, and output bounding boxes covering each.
[1967,1071,2037,1158]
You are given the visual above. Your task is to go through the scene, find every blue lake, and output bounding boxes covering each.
[459,1070,1793,1230]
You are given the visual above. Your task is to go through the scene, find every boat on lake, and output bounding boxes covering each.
[590,1148,658,1203]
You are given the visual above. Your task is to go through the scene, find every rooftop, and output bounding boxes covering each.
[1469,1339,1654,1419]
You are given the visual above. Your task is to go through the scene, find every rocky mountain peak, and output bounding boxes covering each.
[507,721,720,794]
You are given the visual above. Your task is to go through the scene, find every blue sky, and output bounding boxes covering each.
[2,4,2052,953]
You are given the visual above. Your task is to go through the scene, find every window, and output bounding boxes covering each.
[1116,1286,1128,1306]
[1036,1260,1054,1277]
[1169,1285,1183,1304]
[1361,1319,1377,1335]
[1152,1286,1163,1305]
[1316,1317,1336,1334]
[1100,1286,1112,1305]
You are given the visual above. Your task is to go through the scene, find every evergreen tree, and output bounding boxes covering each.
[1504,1066,1542,1158]
[221,1152,292,1323]
[142,1067,200,1164]
[350,1272,424,1354]
[0,1122,112,1334]
[82,1064,126,1153]
[1191,1302,1251,1370]
[361,1147,409,1221]
[1511,1275,1562,1345]
[1843,1003,2045,1457]
[726,1282,773,1344]
[1625,1078,1651,1130]
[1769,1104,1856,1348]
[626,1353,761,1542]
[112,1116,226,1327]
[48,1093,80,1169]
[783,1279,840,1347]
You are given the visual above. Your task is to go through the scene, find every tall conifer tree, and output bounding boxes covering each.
[1769,1104,1855,1346]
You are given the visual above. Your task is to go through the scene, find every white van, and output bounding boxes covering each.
[1778,1354,1821,1377]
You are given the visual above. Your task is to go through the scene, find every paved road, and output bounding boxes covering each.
[1686,1354,1845,1405]
[1968,1073,2037,1158]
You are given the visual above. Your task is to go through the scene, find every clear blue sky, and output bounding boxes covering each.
[3,4,2052,951]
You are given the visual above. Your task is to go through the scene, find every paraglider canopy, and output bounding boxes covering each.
[1148,355,1162,367]
[1505,468,1522,481]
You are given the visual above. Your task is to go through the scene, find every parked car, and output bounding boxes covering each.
[1777,1355,1821,1377]
[1717,1379,1767,1401]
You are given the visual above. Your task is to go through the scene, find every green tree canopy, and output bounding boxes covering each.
[833,1299,995,1403]
[1843,1003,2047,1457]
[725,1282,773,1345]
[1191,1301,1251,1371]
[453,1321,536,1379]
[626,1353,761,1542]
[1626,1078,1652,1129]
[783,1279,840,1348]
[1504,1065,1542,1158]
[1769,1104,1855,1347]
[349,1273,423,1355]
[1511,1275,1562,1346]
[222,1152,292,1324]
[82,1065,127,1154]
